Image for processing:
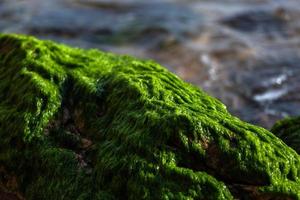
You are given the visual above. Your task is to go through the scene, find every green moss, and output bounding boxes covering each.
[271,116,300,154]
[1,34,300,199]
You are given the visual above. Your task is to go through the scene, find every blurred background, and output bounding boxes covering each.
[1,0,300,128]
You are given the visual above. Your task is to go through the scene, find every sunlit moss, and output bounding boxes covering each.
[1,34,300,199]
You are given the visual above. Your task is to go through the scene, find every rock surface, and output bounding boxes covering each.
[1,34,300,199]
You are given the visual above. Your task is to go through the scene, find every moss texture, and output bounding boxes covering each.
[272,117,300,154]
[1,34,300,199]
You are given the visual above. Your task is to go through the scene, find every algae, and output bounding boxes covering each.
[0,34,300,199]
[272,116,300,154]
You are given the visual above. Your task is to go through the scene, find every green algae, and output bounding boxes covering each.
[272,116,300,155]
[1,34,300,199]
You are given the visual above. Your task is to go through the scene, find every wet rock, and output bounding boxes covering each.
[0,166,24,200]
[5,0,202,48]
[1,34,300,199]
[80,138,93,149]
[0,191,22,200]
[229,55,300,127]
[221,10,288,35]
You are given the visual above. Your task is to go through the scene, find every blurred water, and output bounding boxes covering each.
[1,0,300,128]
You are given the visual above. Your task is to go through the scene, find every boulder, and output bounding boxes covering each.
[0,34,300,199]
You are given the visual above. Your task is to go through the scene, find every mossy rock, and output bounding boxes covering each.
[1,34,300,199]
[271,116,300,154]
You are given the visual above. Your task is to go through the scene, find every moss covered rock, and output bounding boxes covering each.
[1,34,300,199]
[272,117,300,154]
